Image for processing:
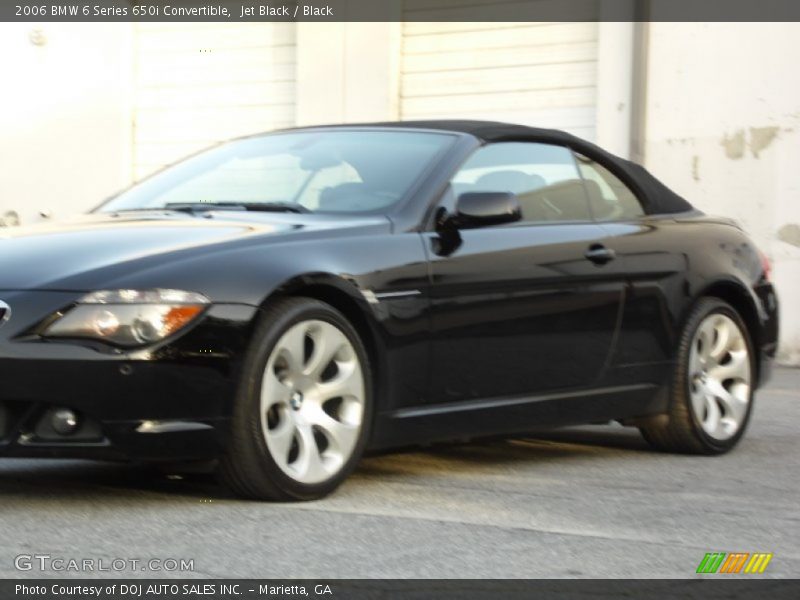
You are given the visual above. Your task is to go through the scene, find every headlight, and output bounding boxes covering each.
[43,289,210,347]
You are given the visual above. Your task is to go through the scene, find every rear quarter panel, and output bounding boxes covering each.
[599,214,778,387]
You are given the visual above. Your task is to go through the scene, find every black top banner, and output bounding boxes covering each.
[5,0,800,22]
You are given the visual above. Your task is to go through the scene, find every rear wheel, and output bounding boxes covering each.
[640,297,754,454]
[219,297,371,500]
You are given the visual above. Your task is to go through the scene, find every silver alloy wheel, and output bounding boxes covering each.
[688,313,751,441]
[260,319,365,484]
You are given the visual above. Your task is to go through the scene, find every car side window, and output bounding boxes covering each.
[574,153,645,221]
[451,142,593,224]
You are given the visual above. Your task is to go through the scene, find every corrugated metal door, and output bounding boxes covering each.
[133,23,296,180]
[400,19,599,139]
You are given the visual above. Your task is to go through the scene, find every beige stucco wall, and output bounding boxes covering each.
[644,22,800,364]
[0,23,133,224]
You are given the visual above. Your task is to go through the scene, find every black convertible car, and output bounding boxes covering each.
[0,121,779,500]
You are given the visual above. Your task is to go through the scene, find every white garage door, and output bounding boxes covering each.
[400,18,599,140]
[133,23,296,180]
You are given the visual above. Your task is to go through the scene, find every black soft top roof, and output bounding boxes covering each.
[315,120,694,215]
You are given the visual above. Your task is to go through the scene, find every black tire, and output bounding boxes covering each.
[218,297,373,501]
[639,297,755,455]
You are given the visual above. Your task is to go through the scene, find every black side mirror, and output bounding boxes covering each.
[453,192,521,229]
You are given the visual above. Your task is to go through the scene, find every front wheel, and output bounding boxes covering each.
[640,297,755,455]
[219,297,372,500]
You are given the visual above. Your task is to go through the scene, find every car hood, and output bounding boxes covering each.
[0,210,391,291]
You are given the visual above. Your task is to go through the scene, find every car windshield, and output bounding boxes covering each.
[98,130,454,214]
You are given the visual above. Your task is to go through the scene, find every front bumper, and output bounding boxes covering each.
[0,291,258,461]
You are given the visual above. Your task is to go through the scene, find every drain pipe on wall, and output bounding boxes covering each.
[595,0,649,163]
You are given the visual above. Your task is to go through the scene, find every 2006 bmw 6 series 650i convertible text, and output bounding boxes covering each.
[0,121,779,500]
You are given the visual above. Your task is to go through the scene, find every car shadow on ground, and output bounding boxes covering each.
[356,424,652,478]
[0,458,226,501]
[0,425,652,502]
[524,424,651,451]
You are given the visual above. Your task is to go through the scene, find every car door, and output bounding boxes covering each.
[574,151,684,377]
[423,141,624,405]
